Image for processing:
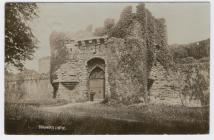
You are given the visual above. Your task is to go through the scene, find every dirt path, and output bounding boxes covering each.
[5,102,209,134]
[39,101,147,122]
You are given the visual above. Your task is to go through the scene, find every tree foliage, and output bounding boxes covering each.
[173,64,209,106]
[49,32,70,82]
[94,18,115,36]
[85,24,93,32]
[136,3,147,39]
[116,38,149,103]
[5,3,38,70]
[104,18,115,35]
[109,6,133,38]
[118,38,148,85]
[170,39,210,63]
[109,4,172,71]
[94,27,106,36]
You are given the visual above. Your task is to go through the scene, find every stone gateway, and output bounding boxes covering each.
[49,4,169,104]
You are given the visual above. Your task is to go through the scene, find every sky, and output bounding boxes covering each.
[25,2,210,71]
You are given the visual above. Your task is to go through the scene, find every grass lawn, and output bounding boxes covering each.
[5,101,209,134]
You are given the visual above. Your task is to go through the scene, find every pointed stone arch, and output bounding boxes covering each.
[87,58,106,101]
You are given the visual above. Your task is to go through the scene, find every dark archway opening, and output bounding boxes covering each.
[87,58,105,101]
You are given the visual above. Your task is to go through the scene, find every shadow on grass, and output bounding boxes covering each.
[5,103,209,134]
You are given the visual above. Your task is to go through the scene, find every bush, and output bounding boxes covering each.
[170,39,210,63]
[178,65,209,106]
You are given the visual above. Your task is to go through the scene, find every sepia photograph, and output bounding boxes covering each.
[3,1,210,135]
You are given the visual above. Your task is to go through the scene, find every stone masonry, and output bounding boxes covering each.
[49,4,169,104]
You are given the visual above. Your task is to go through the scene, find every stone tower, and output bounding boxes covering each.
[49,4,169,104]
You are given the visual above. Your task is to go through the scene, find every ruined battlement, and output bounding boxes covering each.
[76,36,109,46]
[60,36,109,48]
[49,4,169,104]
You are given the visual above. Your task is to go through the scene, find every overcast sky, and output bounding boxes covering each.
[25,2,210,71]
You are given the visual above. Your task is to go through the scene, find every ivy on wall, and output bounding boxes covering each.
[109,4,172,72]
[99,4,173,104]
[109,6,133,38]
[49,32,70,82]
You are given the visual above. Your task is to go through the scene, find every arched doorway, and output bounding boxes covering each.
[87,58,105,101]
[89,67,105,100]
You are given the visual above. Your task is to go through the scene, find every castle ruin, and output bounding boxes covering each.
[50,4,169,104]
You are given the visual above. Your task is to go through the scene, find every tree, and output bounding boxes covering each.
[104,18,115,35]
[94,27,106,36]
[5,3,38,70]
[94,6,132,38]
[110,6,133,38]
[94,18,115,37]
[85,24,93,32]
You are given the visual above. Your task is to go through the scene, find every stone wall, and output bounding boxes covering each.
[149,62,209,107]
[5,74,53,102]
[50,35,112,102]
[149,62,181,105]
[5,61,209,107]
[50,35,152,104]
[49,4,169,104]
[107,38,149,104]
